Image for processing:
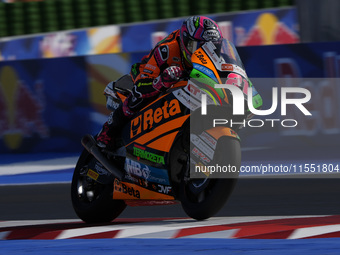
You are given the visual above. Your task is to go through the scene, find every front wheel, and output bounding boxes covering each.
[179,136,240,220]
[71,149,126,223]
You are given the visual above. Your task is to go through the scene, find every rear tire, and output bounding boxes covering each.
[71,150,126,223]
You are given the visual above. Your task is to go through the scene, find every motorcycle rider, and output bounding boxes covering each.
[96,15,224,150]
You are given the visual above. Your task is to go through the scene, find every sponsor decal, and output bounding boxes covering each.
[125,155,171,185]
[87,169,99,180]
[192,147,211,163]
[185,82,201,98]
[221,63,233,71]
[137,81,153,87]
[143,69,153,74]
[145,64,157,71]
[202,30,220,41]
[194,51,207,64]
[219,63,248,78]
[173,89,200,111]
[202,43,221,64]
[190,134,215,160]
[150,175,169,185]
[130,99,181,138]
[114,179,141,198]
[199,131,217,149]
[94,162,110,176]
[193,63,217,81]
[184,82,216,105]
[125,158,151,179]
[233,65,248,78]
[158,184,172,195]
[133,146,165,164]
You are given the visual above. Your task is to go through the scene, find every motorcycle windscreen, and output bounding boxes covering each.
[219,39,246,70]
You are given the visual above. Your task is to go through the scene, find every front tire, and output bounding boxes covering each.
[178,135,240,220]
[71,149,126,223]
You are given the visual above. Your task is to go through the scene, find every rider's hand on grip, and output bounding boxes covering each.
[161,66,182,88]
[153,66,183,91]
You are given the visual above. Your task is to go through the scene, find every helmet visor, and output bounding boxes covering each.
[186,40,204,54]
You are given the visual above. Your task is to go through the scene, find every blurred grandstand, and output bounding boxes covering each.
[0,0,294,37]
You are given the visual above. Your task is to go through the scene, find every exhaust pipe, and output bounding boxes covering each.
[81,134,125,181]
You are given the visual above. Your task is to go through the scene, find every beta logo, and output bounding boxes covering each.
[130,99,181,138]
[114,180,140,198]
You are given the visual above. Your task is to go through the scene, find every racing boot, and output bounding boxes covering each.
[96,104,129,150]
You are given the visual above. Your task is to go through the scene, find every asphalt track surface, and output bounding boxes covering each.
[1,178,340,221]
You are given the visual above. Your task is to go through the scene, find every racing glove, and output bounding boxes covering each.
[153,66,182,91]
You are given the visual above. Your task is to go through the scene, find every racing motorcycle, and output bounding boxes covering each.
[71,39,262,223]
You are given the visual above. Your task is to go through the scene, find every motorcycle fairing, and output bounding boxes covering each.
[206,126,239,140]
[110,88,190,200]
[109,40,248,200]
[121,90,190,163]
[112,178,174,200]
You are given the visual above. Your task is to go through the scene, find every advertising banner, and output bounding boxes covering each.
[0,57,91,153]
[0,25,121,61]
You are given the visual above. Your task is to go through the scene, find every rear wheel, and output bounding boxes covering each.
[71,150,126,223]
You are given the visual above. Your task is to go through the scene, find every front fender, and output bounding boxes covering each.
[205,126,240,141]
